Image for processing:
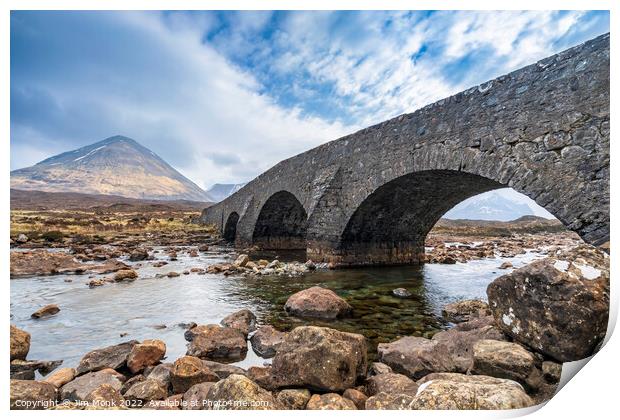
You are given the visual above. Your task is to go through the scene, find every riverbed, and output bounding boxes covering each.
[10,246,545,372]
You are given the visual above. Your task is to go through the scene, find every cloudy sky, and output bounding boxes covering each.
[11,10,609,190]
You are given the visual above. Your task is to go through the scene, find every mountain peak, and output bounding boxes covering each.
[11,136,212,202]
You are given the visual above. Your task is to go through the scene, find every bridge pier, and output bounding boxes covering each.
[307,241,425,267]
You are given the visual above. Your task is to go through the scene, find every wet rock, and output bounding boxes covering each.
[121,374,145,394]
[129,248,149,261]
[31,304,60,319]
[186,324,248,362]
[471,339,536,386]
[250,325,287,358]
[198,244,210,252]
[499,261,513,269]
[170,356,218,394]
[365,392,415,410]
[10,324,30,361]
[542,361,562,383]
[113,269,138,282]
[431,317,506,372]
[127,339,166,374]
[233,254,250,267]
[366,373,418,397]
[61,369,124,402]
[88,279,106,288]
[76,341,138,375]
[43,367,76,388]
[306,393,357,410]
[272,326,367,392]
[367,362,392,377]
[201,360,246,379]
[206,374,278,410]
[392,288,412,298]
[284,286,352,319]
[86,383,124,408]
[182,382,214,409]
[343,388,368,409]
[17,233,29,243]
[487,245,609,361]
[442,299,490,323]
[412,373,533,409]
[378,336,455,380]
[276,389,311,410]
[221,309,257,337]
[11,359,63,380]
[10,379,57,410]
[124,378,168,403]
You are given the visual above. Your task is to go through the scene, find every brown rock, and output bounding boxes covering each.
[284,286,352,319]
[471,339,536,386]
[123,379,168,403]
[378,336,455,380]
[343,388,368,409]
[306,393,356,410]
[201,360,246,379]
[542,361,562,383]
[233,254,250,267]
[272,326,367,392]
[11,359,63,380]
[127,339,166,373]
[61,370,123,402]
[85,383,124,408]
[276,389,311,410]
[170,356,218,394]
[442,299,490,323]
[146,363,173,388]
[43,367,76,388]
[113,269,138,281]
[186,324,248,362]
[365,392,416,410]
[412,373,533,409]
[206,374,278,410]
[487,245,609,362]
[221,309,257,337]
[10,379,58,410]
[10,325,31,361]
[182,382,214,410]
[249,325,287,358]
[31,304,60,319]
[76,341,138,375]
[366,373,418,397]
[246,366,279,391]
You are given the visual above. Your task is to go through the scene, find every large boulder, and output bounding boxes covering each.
[60,369,124,402]
[85,383,125,408]
[366,373,418,397]
[206,374,278,410]
[431,316,506,372]
[221,309,257,337]
[442,299,490,323]
[76,341,138,375]
[306,393,357,410]
[146,363,173,389]
[471,339,537,386]
[185,324,248,362]
[284,287,352,319]
[487,245,609,362]
[127,339,166,374]
[10,325,31,361]
[10,380,57,410]
[170,356,218,394]
[412,373,533,409]
[249,325,287,358]
[271,326,367,392]
[377,336,455,380]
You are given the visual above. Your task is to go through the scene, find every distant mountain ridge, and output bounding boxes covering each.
[10,135,213,202]
[444,190,542,221]
[206,183,247,202]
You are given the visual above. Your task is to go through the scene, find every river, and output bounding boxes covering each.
[10,246,545,372]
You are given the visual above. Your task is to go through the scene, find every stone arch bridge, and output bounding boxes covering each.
[201,34,609,267]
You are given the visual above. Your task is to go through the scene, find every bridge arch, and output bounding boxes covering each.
[252,190,308,250]
[338,170,503,265]
[223,212,240,242]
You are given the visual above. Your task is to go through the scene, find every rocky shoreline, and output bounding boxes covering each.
[10,244,609,410]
